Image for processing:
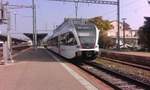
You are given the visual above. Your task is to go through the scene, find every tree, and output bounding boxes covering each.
[138,17,150,51]
[89,16,113,48]
[89,16,113,32]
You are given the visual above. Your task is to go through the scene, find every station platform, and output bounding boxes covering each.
[100,49,150,66]
[0,47,102,90]
[100,49,150,58]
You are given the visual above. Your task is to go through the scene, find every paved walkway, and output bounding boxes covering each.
[0,48,90,90]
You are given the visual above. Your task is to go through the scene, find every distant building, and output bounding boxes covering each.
[107,21,138,47]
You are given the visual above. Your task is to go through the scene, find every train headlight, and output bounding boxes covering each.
[95,45,97,48]
[95,45,99,48]
[76,45,80,48]
[76,51,82,56]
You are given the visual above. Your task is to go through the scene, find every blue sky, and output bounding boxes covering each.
[1,0,150,38]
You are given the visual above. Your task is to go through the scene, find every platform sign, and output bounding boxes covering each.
[75,24,95,30]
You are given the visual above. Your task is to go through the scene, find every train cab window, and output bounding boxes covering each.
[59,32,77,46]
[67,32,77,45]
[60,33,67,45]
[51,36,58,46]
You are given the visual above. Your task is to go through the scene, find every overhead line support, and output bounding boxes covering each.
[48,0,120,49]
[49,0,118,5]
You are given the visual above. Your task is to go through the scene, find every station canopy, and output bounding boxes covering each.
[23,33,48,42]
[0,34,26,42]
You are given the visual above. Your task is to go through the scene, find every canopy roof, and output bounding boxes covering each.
[23,33,48,42]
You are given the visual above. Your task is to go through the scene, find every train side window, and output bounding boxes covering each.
[50,36,58,46]
[55,36,59,46]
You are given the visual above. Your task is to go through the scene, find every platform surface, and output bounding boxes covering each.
[0,48,97,90]
[101,49,150,57]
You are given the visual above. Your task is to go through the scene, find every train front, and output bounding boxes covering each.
[75,24,99,60]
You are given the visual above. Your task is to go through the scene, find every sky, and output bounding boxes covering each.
[0,0,150,39]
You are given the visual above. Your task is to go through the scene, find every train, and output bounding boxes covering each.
[45,18,100,60]
[0,41,3,47]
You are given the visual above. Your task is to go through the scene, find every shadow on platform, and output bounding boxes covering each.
[13,48,64,63]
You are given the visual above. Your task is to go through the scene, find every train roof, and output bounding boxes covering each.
[53,18,94,33]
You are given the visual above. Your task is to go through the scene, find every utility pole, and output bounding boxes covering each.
[122,18,126,48]
[14,13,16,31]
[117,0,120,50]
[75,2,78,18]
[3,2,14,64]
[32,0,37,48]
[6,9,13,63]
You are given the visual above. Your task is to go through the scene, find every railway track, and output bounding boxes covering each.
[48,50,150,90]
[75,61,150,90]
[100,57,150,71]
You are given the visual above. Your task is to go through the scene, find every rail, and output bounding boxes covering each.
[81,61,150,90]
[100,57,150,71]
[99,49,150,67]
[48,49,150,89]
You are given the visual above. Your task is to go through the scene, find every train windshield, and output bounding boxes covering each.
[75,24,96,49]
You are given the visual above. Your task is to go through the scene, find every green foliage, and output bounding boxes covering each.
[138,17,150,51]
[89,16,113,32]
[98,32,114,48]
[89,16,113,48]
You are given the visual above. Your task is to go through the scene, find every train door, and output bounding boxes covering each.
[58,35,61,54]
[61,32,77,59]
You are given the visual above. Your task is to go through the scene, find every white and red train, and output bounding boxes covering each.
[45,18,100,60]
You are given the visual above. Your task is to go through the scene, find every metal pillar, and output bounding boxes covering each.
[6,3,13,63]
[32,0,37,48]
[75,2,78,18]
[14,13,16,31]
[2,41,8,64]
[122,18,126,47]
[117,0,120,50]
